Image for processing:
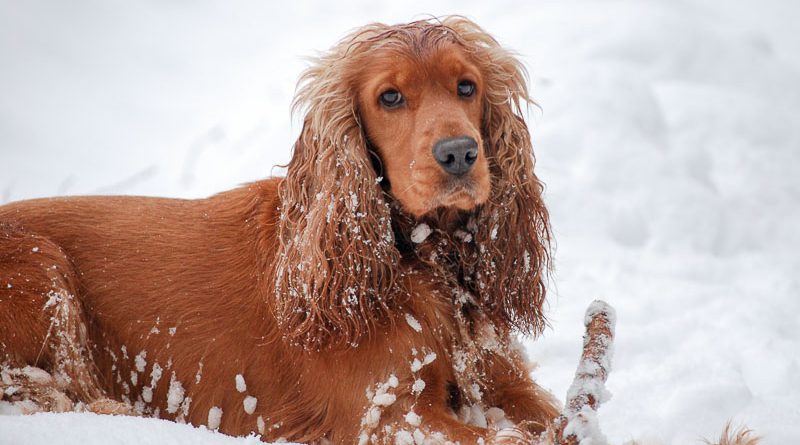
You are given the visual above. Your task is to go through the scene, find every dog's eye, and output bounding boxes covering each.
[379,90,404,108]
[457,81,475,98]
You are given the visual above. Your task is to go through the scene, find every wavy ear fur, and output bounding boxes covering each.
[441,18,552,336]
[273,41,401,350]
[274,18,551,348]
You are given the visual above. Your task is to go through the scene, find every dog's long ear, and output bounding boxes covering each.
[447,17,552,336]
[273,51,400,350]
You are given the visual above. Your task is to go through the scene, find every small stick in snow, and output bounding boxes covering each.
[551,300,616,445]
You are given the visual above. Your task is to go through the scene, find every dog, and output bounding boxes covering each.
[0,17,561,443]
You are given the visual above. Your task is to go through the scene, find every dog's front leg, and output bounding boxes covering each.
[481,347,560,437]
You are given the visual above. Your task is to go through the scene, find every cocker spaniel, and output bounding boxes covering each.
[0,17,560,444]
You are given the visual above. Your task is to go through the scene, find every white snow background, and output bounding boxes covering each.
[1,0,799,443]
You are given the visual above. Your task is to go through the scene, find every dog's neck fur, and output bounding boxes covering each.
[389,198,483,298]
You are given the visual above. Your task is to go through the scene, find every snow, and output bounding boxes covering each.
[411,379,426,395]
[559,302,616,445]
[243,396,258,415]
[150,363,164,388]
[2,0,799,444]
[363,406,381,429]
[133,351,147,374]
[485,407,513,430]
[141,387,153,404]
[371,393,396,407]
[464,404,488,428]
[0,412,267,445]
[584,302,616,336]
[207,406,224,431]
[410,224,432,244]
[166,373,185,414]
[235,374,247,393]
[561,406,607,445]
[404,314,423,333]
[43,291,60,309]
[256,416,266,435]
[404,411,421,427]
[408,352,436,374]
[394,430,414,445]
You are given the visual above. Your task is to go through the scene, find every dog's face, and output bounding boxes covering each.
[358,43,491,217]
[278,19,550,349]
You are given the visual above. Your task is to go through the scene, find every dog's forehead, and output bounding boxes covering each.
[360,44,479,89]
[426,45,476,77]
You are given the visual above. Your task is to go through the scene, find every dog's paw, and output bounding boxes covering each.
[489,427,534,445]
[83,398,136,416]
[0,365,73,413]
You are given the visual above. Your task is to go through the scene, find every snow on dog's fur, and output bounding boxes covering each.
[0,16,758,445]
[0,17,558,443]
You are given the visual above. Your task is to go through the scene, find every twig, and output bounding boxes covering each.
[551,300,616,445]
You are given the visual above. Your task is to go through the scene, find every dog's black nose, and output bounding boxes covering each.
[432,136,478,176]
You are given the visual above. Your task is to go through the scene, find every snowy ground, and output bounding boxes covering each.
[1,0,799,444]
[0,412,267,445]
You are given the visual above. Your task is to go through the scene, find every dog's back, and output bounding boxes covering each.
[0,179,300,434]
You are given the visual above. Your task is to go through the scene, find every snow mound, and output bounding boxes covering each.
[0,412,288,445]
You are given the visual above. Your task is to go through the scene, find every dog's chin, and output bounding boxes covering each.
[439,188,485,211]
[401,184,489,218]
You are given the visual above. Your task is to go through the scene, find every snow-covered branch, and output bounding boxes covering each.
[551,300,616,445]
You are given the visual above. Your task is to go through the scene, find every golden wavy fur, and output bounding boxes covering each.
[1,17,562,443]
[275,17,550,350]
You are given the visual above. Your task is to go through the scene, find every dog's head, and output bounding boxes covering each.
[354,30,490,216]
[274,17,550,349]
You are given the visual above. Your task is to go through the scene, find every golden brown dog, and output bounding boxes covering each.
[0,17,559,443]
